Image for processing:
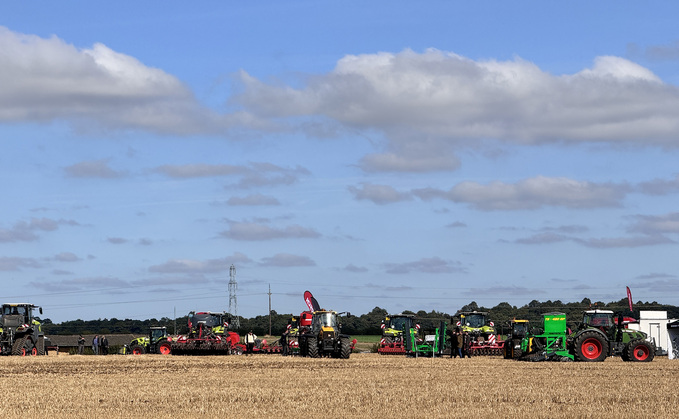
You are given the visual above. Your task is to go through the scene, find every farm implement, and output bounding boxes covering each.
[171,311,240,355]
[455,311,504,356]
[407,319,447,357]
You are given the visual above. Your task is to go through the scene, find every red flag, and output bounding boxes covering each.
[626,286,633,312]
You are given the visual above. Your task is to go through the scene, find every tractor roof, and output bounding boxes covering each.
[2,303,39,307]
[584,309,614,314]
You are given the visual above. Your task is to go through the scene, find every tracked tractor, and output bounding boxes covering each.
[0,303,46,356]
[503,319,529,359]
[456,311,503,355]
[171,311,239,355]
[129,326,172,355]
[299,310,352,358]
[568,309,655,362]
[378,313,415,355]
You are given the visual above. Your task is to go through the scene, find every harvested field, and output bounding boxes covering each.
[2,354,677,418]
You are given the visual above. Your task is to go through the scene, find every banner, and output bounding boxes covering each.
[626,286,634,312]
[303,290,320,312]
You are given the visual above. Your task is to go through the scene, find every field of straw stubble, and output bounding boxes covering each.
[1,353,677,418]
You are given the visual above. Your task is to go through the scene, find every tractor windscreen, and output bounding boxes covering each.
[463,314,486,328]
[389,317,409,331]
[151,328,166,340]
[584,313,614,328]
[191,313,221,328]
[513,323,528,336]
[314,312,337,330]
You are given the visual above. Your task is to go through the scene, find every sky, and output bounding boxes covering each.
[1,2,679,323]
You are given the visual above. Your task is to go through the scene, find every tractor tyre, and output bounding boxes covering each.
[625,339,655,362]
[574,331,608,362]
[11,337,28,356]
[130,344,146,355]
[306,337,319,358]
[157,340,172,355]
[37,337,45,356]
[340,337,351,359]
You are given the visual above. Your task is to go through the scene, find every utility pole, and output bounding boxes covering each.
[173,306,176,335]
[268,284,272,336]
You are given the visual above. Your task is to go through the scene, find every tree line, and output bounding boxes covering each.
[40,298,678,337]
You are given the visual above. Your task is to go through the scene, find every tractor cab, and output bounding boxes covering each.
[582,310,615,329]
[149,327,168,342]
[312,310,338,334]
[510,319,530,339]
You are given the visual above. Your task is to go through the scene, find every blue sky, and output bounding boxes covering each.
[2,2,679,323]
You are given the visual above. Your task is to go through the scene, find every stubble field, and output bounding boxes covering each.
[2,353,677,418]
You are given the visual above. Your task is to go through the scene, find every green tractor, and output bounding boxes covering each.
[129,326,172,355]
[0,303,46,356]
[569,309,655,362]
[299,310,352,359]
[503,319,529,359]
[378,313,415,355]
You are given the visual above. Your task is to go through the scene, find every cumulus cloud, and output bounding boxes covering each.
[259,253,316,267]
[342,264,369,273]
[0,257,43,271]
[53,252,81,262]
[219,220,321,241]
[413,176,629,210]
[627,212,679,235]
[0,217,78,242]
[64,159,126,178]
[155,162,309,189]
[0,26,261,135]
[31,276,129,292]
[226,194,281,206]
[637,175,679,195]
[348,183,412,205]
[148,254,251,273]
[383,257,465,274]
[236,49,679,172]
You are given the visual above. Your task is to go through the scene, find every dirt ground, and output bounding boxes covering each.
[2,353,677,418]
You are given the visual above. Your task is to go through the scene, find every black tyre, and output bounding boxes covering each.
[340,337,351,359]
[306,337,319,358]
[37,337,46,356]
[625,339,655,362]
[574,331,608,362]
[130,344,146,355]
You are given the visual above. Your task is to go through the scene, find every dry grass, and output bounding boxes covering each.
[1,354,677,418]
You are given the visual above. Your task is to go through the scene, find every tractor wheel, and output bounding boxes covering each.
[340,337,351,359]
[574,331,608,362]
[130,344,146,355]
[157,340,172,355]
[625,340,655,362]
[306,337,319,358]
[232,345,244,355]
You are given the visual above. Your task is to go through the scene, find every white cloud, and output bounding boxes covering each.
[237,49,679,172]
[259,253,316,267]
[348,183,412,205]
[219,221,321,241]
[413,176,629,210]
[148,254,251,274]
[383,257,465,274]
[0,26,256,135]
